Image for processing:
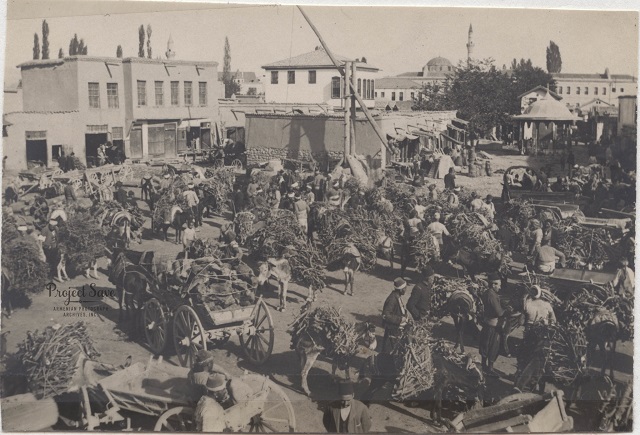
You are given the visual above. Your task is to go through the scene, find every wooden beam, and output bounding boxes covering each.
[296,5,393,157]
[344,62,351,158]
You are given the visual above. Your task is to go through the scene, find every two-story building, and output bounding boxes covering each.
[3,55,219,169]
[374,77,421,102]
[261,47,379,109]
[552,68,637,109]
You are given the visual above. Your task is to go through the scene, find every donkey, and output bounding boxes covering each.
[448,290,479,353]
[586,309,619,379]
[157,206,193,243]
[257,257,292,312]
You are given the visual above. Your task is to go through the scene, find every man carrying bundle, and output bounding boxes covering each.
[382,278,409,353]
[479,272,505,378]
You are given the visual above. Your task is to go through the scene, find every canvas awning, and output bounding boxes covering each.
[512,96,580,122]
[447,123,466,133]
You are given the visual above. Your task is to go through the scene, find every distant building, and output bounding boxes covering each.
[261,47,379,108]
[374,77,421,102]
[395,56,455,88]
[552,68,637,108]
[3,82,23,113]
[519,85,562,114]
[217,71,263,96]
[4,54,219,169]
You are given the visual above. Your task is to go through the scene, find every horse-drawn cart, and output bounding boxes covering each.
[80,356,295,431]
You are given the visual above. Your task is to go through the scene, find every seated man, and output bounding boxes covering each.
[532,244,566,274]
[194,372,254,432]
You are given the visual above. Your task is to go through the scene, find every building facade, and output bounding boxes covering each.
[4,55,219,169]
[374,77,421,102]
[552,69,637,109]
[262,47,379,108]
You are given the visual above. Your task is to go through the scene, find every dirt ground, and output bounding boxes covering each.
[1,142,632,432]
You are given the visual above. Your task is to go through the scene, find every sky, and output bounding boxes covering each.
[1,1,639,87]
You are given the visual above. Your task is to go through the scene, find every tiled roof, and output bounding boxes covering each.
[553,72,636,81]
[376,77,421,89]
[518,85,562,101]
[397,72,423,77]
[262,48,379,71]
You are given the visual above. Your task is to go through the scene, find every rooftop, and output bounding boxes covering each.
[376,77,421,89]
[518,85,562,101]
[262,47,379,71]
[18,55,217,69]
[552,72,636,81]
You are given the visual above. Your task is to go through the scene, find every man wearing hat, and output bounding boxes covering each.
[479,272,505,377]
[322,380,371,433]
[382,278,409,353]
[182,183,201,228]
[303,184,315,204]
[610,258,634,297]
[407,266,436,322]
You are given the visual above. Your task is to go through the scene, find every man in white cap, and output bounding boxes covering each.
[382,277,409,353]
[159,173,172,191]
[182,183,201,228]
[523,285,556,326]
[610,258,634,297]
[427,212,450,259]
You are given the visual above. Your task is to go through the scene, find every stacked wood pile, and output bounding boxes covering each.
[430,276,477,319]
[152,179,190,230]
[391,321,435,401]
[57,211,106,276]
[2,212,49,306]
[200,168,235,213]
[234,212,256,244]
[188,238,225,260]
[183,257,257,312]
[16,322,100,399]
[247,209,326,291]
[553,219,615,270]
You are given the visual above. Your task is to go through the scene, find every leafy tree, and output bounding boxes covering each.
[222,37,240,98]
[33,33,40,60]
[69,34,78,55]
[546,41,562,73]
[138,25,145,57]
[146,24,152,59]
[77,39,87,55]
[41,20,50,59]
[116,45,123,58]
[58,48,64,59]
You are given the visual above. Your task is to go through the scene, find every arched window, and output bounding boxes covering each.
[331,76,341,99]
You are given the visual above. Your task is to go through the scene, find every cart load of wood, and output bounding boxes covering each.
[247,209,326,291]
[188,238,225,260]
[559,283,633,341]
[409,229,441,271]
[2,211,49,304]
[91,200,145,231]
[199,168,235,213]
[57,211,106,276]
[15,321,101,399]
[391,321,435,401]
[288,305,359,360]
[553,218,616,270]
[184,257,257,312]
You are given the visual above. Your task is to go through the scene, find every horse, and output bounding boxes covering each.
[295,317,377,396]
[108,250,153,328]
[586,310,619,379]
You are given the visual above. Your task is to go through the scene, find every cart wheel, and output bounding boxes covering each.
[239,299,274,365]
[240,375,296,432]
[143,298,168,355]
[231,159,243,171]
[173,305,207,368]
[154,406,195,431]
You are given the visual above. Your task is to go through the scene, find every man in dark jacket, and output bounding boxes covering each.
[381,277,408,353]
[479,272,505,378]
[407,266,436,322]
[114,182,128,205]
[444,167,456,190]
[323,380,371,433]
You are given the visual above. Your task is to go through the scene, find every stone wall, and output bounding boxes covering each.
[246,146,344,168]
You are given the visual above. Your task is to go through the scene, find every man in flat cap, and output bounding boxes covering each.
[322,380,371,433]
[479,272,505,378]
[382,277,409,353]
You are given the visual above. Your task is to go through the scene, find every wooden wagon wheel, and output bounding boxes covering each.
[239,299,274,365]
[154,406,195,431]
[241,375,296,432]
[31,196,49,228]
[143,298,168,355]
[173,305,207,368]
[231,159,243,171]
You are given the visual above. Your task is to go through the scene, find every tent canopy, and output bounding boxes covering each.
[513,96,580,122]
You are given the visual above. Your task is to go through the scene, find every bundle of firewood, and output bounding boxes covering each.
[234,211,255,244]
[188,238,224,260]
[16,322,101,399]
[391,321,435,401]
[152,181,190,230]
[200,168,235,213]
[409,230,440,272]
[57,212,106,276]
[553,219,614,270]
[430,276,476,319]
[247,209,326,291]
[288,305,359,359]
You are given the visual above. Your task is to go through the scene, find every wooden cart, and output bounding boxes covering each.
[450,390,573,432]
[82,356,295,432]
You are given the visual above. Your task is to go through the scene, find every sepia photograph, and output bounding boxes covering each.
[0,0,637,432]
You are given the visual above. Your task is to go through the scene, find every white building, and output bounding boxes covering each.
[374,77,421,102]
[261,47,379,109]
[218,71,263,96]
[552,68,637,108]
[519,85,562,114]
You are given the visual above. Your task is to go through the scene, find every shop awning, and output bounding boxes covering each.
[453,117,469,125]
[440,132,463,145]
[447,123,466,133]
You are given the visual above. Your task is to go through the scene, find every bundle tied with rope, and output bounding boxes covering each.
[430,276,477,320]
[409,229,440,272]
[188,238,225,260]
[288,305,359,360]
[391,321,435,401]
[91,200,145,232]
[247,209,326,291]
[183,256,257,312]
[559,283,633,342]
[553,218,614,270]
[57,211,107,276]
[16,321,100,399]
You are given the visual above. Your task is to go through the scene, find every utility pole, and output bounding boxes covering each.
[350,62,357,156]
[343,62,351,158]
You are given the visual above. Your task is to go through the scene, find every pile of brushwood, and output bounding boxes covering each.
[200,168,235,213]
[553,218,616,270]
[409,230,440,272]
[498,199,537,253]
[559,283,633,342]
[90,200,145,232]
[188,238,225,260]
[57,211,106,276]
[16,322,101,399]
[516,321,587,389]
[430,276,477,319]
[430,339,484,406]
[234,211,256,244]
[288,304,359,360]
[391,321,435,401]
[183,257,256,312]
[247,209,326,291]
[152,179,190,230]
[2,212,49,307]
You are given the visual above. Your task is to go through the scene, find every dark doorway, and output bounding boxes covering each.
[130,128,143,158]
[26,140,47,166]
[85,133,108,167]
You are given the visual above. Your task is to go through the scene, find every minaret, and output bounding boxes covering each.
[466,24,474,65]
[165,34,176,59]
